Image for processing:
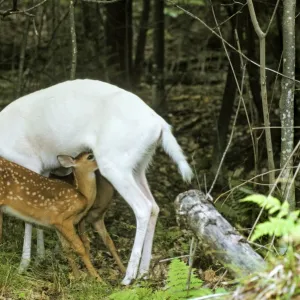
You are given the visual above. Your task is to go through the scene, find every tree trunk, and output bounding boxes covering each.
[69,0,77,80]
[247,0,276,186]
[105,0,132,88]
[16,16,30,98]
[174,190,267,278]
[152,0,165,113]
[134,0,150,86]
[280,0,296,210]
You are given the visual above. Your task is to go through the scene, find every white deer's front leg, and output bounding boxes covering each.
[19,223,32,273]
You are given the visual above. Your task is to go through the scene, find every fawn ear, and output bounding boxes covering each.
[51,166,73,177]
[57,155,75,168]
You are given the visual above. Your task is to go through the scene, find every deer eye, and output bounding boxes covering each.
[87,154,94,160]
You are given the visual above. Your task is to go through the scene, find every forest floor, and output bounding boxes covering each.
[0,80,262,299]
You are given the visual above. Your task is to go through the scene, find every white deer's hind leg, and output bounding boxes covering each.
[136,172,159,278]
[36,228,45,260]
[19,223,32,273]
[99,163,152,285]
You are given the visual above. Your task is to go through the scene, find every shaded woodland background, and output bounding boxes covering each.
[0,0,300,299]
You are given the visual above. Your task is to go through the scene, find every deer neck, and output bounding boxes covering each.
[73,171,97,204]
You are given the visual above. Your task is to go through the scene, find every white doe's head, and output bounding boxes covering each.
[57,152,98,174]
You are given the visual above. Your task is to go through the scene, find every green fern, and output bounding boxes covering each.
[109,258,222,300]
[240,194,283,214]
[241,194,300,242]
[166,258,211,299]
[251,217,297,241]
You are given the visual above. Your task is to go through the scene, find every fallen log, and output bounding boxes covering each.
[174,189,267,278]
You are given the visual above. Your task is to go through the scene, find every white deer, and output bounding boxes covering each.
[0,79,193,285]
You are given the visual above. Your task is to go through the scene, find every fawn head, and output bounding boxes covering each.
[57,152,98,173]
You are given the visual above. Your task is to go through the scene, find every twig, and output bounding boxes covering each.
[189,293,231,300]
[207,64,246,197]
[0,0,48,17]
[166,0,300,85]
[187,237,198,291]
[159,254,190,263]
[213,270,227,290]
[82,0,123,3]
[252,126,300,130]
[248,141,300,240]
[214,166,298,204]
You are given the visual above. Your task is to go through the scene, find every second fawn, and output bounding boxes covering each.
[0,152,101,281]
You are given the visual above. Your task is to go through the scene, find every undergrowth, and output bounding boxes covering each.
[230,194,300,299]
[109,258,227,300]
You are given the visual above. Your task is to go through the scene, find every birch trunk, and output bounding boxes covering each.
[280,0,296,210]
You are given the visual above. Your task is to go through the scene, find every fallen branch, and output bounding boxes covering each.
[174,190,267,278]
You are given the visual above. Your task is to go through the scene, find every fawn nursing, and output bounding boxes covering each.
[0,152,101,281]
[0,79,193,284]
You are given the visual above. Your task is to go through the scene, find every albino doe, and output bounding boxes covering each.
[0,79,193,285]
[0,152,102,281]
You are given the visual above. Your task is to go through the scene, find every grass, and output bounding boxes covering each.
[0,248,115,299]
[0,217,117,299]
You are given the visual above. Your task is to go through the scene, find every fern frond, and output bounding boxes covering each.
[240,194,281,214]
[109,290,139,300]
[251,217,297,241]
[166,259,211,299]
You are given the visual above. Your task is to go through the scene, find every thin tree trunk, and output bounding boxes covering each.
[69,0,77,80]
[152,0,165,113]
[16,17,30,98]
[247,0,276,187]
[134,0,150,86]
[280,0,296,209]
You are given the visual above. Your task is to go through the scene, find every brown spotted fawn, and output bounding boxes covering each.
[0,152,101,281]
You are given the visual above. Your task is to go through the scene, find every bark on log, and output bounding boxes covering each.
[174,190,267,278]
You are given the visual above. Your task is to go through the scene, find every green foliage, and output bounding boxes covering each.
[66,279,110,300]
[109,259,224,300]
[166,258,210,299]
[241,194,300,242]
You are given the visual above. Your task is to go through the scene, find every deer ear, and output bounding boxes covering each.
[51,166,73,177]
[57,155,75,168]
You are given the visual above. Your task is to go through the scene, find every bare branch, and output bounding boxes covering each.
[166,0,300,85]
[0,0,48,17]
[82,0,123,3]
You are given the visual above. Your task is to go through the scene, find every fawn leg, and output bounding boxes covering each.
[93,217,126,273]
[56,231,80,279]
[78,219,91,257]
[56,222,102,282]
[89,174,125,273]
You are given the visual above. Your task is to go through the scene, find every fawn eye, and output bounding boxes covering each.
[87,154,94,160]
